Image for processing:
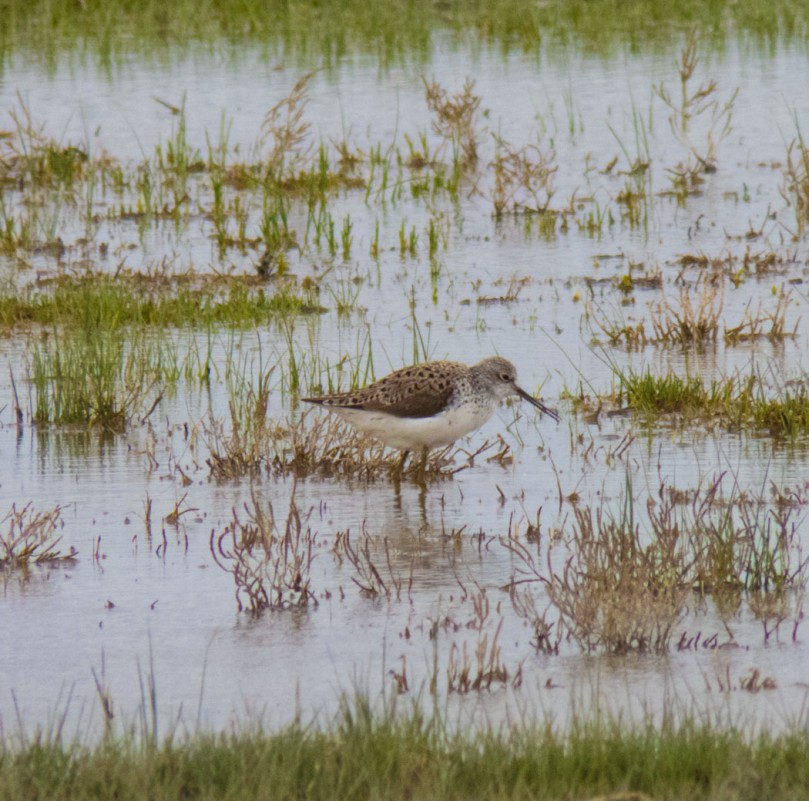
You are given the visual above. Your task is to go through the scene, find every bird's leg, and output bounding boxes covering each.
[417,482,427,519]
[416,447,429,484]
[396,449,410,479]
[392,476,403,511]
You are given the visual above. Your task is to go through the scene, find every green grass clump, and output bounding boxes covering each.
[2,701,809,800]
[619,369,721,415]
[0,276,324,333]
[30,328,175,429]
[617,368,809,438]
[618,368,742,419]
[751,389,809,438]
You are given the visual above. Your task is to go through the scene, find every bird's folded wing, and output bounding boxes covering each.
[303,368,458,419]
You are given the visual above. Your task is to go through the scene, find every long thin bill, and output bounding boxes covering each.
[515,386,560,422]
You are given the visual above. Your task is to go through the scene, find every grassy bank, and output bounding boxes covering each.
[1,702,808,801]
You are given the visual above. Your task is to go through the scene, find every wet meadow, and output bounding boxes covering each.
[2,1,809,797]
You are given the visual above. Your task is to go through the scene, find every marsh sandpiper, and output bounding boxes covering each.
[302,356,559,471]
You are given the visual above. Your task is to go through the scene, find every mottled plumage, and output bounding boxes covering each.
[302,356,558,451]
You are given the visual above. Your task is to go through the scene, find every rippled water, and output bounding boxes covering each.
[2,35,809,740]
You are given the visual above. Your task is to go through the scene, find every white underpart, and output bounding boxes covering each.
[330,400,496,450]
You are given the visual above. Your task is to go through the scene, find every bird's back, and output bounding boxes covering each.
[302,360,468,419]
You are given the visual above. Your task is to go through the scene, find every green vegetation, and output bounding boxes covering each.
[2,701,809,800]
[0,274,324,334]
[618,369,737,416]
[785,123,809,232]
[7,273,328,430]
[616,368,809,438]
[0,0,808,791]
[2,0,808,70]
[1,33,794,283]
[29,328,175,428]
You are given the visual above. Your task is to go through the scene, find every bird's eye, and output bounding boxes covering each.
[501,373,510,381]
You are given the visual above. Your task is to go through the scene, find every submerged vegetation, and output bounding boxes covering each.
[211,491,317,612]
[509,474,807,654]
[589,285,797,349]
[206,469,806,663]
[0,502,74,568]
[2,0,808,69]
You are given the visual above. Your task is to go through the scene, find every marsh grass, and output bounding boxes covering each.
[616,367,809,438]
[201,349,275,478]
[608,99,652,181]
[0,273,325,333]
[28,327,175,429]
[3,0,807,69]
[424,77,482,191]
[655,29,738,194]
[0,502,75,569]
[491,137,558,218]
[649,284,722,344]
[784,125,809,231]
[1,83,358,261]
[509,583,563,654]
[334,527,413,601]
[618,369,736,417]
[588,289,709,349]
[445,618,513,694]
[277,322,375,398]
[538,501,691,654]
[261,72,315,183]
[506,474,807,653]
[210,490,317,613]
[0,56,737,279]
[1,96,88,189]
[3,695,809,801]
[749,388,809,438]
[0,51,787,288]
[591,285,796,348]
[724,289,796,343]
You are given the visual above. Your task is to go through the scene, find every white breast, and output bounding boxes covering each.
[331,401,496,450]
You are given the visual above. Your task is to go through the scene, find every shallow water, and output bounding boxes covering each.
[2,35,809,741]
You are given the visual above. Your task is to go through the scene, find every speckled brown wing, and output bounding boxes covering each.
[302,360,465,419]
